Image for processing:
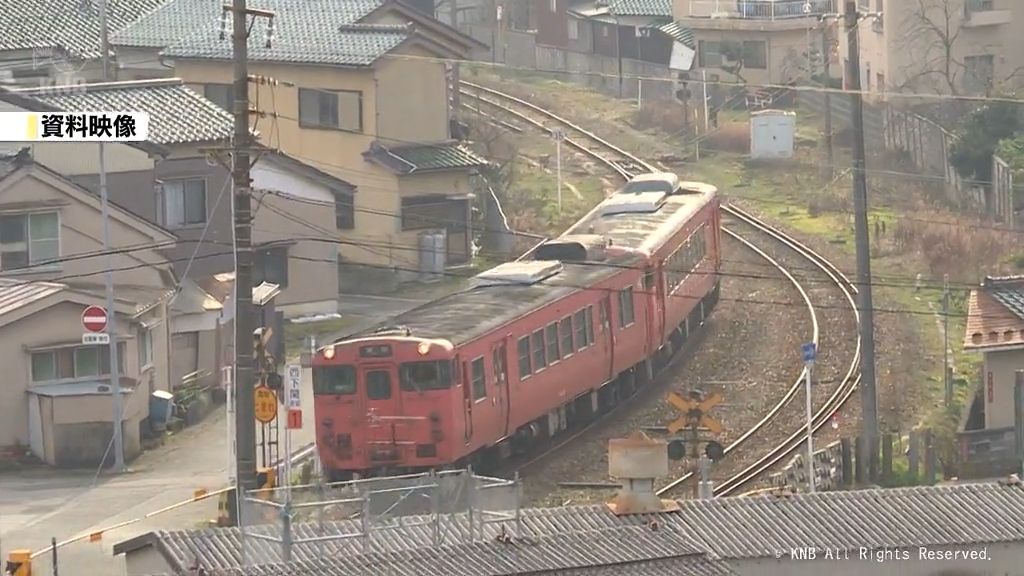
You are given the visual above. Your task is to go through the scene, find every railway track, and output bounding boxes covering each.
[460,80,862,496]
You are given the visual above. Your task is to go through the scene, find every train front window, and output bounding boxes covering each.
[400,360,452,391]
[313,365,356,395]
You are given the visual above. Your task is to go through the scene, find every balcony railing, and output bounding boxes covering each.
[688,0,836,20]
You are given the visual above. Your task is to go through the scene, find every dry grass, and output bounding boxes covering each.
[888,215,1020,282]
[632,102,691,135]
[705,121,750,155]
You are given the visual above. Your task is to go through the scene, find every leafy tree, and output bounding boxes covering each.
[949,102,1020,186]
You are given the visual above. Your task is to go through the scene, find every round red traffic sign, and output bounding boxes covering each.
[82,305,108,333]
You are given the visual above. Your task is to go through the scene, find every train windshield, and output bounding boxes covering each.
[400,361,452,391]
[313,365,357,395]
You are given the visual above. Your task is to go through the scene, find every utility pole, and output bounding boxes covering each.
[821,19,834,179]
[943,274,951,407]
[844,0,880,483]
[231,0,258,495]
[98,0,126,473]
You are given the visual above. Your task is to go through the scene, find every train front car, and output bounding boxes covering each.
[312,331,457,481]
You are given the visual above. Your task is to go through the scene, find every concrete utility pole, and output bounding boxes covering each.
[98,0,126,473]
[844,0,880,482]
[820,19,834,178]
[231,0,258,494]
[943,274,951,407]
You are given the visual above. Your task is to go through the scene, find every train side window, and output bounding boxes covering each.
[643,268,655,290]
[532,329,547,370]
[517,336,532,379]
[366,370,392,400]
[312,365,356,395]
[470,357,486,400]
[545,323,560,364]
[559,316,573,358]
[493,344,508,385]
[618,287,635,327]
[573,310,587,350]
[584,306,595,344]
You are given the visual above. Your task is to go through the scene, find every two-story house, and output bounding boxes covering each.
[0,148,175,466]
[111,0,489,291]
[841,0,1024,97]
[673,0,839,88]
[11,78,351,318]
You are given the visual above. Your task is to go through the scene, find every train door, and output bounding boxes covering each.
[599,296,614,381]
[359,365,402,446]
[460,358,473,443]
[492,340,510,438]
[644,266,663,351]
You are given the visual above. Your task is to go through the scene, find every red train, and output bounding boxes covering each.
[313,173,722,480]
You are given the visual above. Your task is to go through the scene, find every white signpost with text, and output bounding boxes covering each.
[284,365,302,495]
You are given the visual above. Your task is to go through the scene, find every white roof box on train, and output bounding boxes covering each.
[619,172,680,195]
[677,181,718,195]
[534,234,609,262]
[475,260,564,287]
[601,190,667,215]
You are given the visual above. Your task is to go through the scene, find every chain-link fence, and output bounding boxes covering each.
[236,468,521,567]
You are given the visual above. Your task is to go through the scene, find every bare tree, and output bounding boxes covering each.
[897,0,1024,96]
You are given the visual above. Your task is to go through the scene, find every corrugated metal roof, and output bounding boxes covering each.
[367,141,488,174]
[0,0,165,59]
[0,279,65,318]
[16,79,233,145]
[122,480,1024,573]
[657,21,695,49]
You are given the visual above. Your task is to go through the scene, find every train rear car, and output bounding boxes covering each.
[313,331,459,480]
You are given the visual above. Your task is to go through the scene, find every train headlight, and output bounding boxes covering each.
[324,346,335,359]
[417,342,431,356]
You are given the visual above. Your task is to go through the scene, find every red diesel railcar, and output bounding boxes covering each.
[313,174,722,480]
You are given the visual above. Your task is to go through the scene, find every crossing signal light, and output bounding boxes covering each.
[667,439,686,460]
[705,440,725,462]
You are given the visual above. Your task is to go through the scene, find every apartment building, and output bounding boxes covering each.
[843,0,1024,97]
[673,0,838,87]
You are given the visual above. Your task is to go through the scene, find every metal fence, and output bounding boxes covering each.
[236,468,522,567]
[992,155,1016,226]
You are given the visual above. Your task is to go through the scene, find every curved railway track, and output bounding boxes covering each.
[460,80,862,496]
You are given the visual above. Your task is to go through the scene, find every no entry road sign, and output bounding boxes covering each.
[82,305,108,333]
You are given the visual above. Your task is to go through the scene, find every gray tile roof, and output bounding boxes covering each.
[0,278,65,318]
[0,0,166,59]
[14,79,233,145]
[115,0,411,66]
[986,276,1024,320]
[152,526,735,576]
[118,480,1024,573]
[367,141,488,174]
[609,0,672,17]
[658,21,695,49]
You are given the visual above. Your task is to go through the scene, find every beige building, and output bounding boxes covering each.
[843,0,1024,97]
[111,0,489,290]
[0,149,175,466]
[673,0,838,88]
[963,275,1024,431]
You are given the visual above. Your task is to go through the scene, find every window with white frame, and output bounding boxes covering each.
[160,178,207,228]
[31,343,126,382]
[138,327,153,368]
[0,212,59,271]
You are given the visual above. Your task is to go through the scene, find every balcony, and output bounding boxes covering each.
[687,0,836,20]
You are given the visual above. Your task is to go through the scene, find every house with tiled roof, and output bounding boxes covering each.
[0,0,166,87]
[0,149,176,466]
[110,0,489,290]
[960,275,1024,476]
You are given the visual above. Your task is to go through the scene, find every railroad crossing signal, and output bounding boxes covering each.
[666,391,724,434]
[254,385,278,423]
